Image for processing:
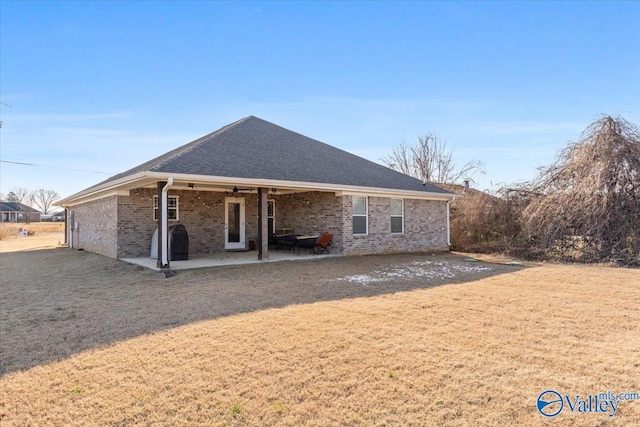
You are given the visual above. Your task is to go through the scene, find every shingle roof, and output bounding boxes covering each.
[0,202,40,213]
[92,116,451,195]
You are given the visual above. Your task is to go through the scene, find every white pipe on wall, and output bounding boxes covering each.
[446,200,451,247]
[161,177,174,267]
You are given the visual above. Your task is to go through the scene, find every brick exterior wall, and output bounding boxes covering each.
[69,195,118,258]
[116,188,266,258]
[274,191,344,254]
[68,188,449,259]
[341,195,448,255]
[116,189,346,258]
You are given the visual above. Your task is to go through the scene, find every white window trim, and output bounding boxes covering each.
[352,196,368,236]
[153,195,179,221]
[391,198,404,234]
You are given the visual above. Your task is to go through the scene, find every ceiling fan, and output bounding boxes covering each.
[232,186,253,193]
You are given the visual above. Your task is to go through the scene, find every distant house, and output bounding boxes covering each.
[0,202,41,223]
[40,210,66,222]
[437,180,494,199]
[58,116,455,267]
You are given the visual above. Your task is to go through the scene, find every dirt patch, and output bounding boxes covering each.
[1,246,638,425]
[0,233,64,252]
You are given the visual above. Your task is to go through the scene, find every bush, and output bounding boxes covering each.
[521,116,640,266]
[449,187,524,253]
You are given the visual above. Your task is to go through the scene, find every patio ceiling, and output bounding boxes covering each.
[60,170,455,207]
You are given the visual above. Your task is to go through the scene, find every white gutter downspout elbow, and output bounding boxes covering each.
[161,177,174,267]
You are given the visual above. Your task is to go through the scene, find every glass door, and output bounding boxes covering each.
[225,197,245,250]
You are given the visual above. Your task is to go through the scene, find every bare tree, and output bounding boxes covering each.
[383,133,484,183]
[6,187,31,204]
[522,115,640,265]
[30,189,60,214]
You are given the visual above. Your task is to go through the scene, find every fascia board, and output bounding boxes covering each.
[59,171,456,206]
[57,172,150,207]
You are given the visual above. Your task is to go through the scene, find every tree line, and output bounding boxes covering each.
[383,115,639,266]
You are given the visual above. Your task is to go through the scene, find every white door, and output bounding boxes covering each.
[225,197,245,250]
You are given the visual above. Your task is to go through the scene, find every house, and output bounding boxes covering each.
[0,201,41,223]
[58,116,455,267]
[40,210,66,222]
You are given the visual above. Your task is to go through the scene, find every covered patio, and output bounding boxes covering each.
[121,250,340,271]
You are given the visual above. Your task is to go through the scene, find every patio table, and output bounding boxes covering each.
[294,235,319,255]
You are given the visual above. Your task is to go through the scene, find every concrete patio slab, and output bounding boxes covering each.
[121,250,339,271]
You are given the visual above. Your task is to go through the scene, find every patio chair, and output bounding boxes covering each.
[313,233,333,255]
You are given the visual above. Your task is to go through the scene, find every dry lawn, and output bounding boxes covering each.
[0,242,638,426]
[0,222,64,252]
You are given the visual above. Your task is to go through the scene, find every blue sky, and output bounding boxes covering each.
[1,1,639,200]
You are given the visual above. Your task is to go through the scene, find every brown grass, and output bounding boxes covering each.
[0,222,64,241]
[0,245,638,425]
[0,226,64,252]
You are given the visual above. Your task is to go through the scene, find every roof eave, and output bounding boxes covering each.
[57,172,150,207]
[58,171,455,207]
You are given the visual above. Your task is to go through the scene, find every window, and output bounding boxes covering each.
[153,195,179,221]
[352,196,368,235]
[391,199,404,234]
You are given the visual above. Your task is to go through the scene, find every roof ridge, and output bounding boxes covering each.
[151,116,251,171]
[93,116,252,184]
[245,116,439,187]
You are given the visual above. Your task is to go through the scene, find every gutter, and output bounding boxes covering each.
[58,171,456,207]
[57,172,149,207]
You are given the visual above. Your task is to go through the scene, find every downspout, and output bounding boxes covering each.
[446,200,451,248]
[161,177,174,267]
[64,208,68,246]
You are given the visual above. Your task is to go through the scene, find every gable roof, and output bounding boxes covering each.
[61,116,454,204]
[0,201,41,213]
